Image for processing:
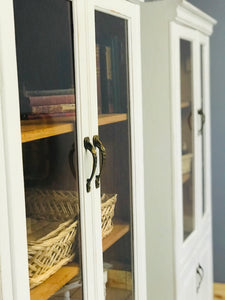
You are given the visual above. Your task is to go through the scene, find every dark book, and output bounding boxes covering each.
[99,44,114,113]
[110,36,121,113]
[96,44,102,114]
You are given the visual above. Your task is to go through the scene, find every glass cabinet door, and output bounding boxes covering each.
[180,39,195,241]
[13,0,83,299]
[95,11,134,300]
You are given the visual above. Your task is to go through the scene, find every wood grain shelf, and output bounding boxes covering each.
[30,264,79,300]
[30,221,129,300]
[183,173,190,184]
[103,220,130,252]
[21,113,127,143]
[181,101,191,109]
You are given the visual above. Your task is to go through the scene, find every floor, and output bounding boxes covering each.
[214,283,225,300]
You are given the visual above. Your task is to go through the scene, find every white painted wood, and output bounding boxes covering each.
[0,0,30,298]
[71,1,104,299]
[176,1,217,36]
[141,1,215,300]
[178,255,197,300]
[0,94,13,300]
[0,0,146,299]
[90,1,147,299]
[171,23,199,262]
[197,234,213,300]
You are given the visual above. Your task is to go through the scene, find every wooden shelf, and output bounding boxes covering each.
[21,114,127,143]
[103,220,130,252]
[30,221,129,300]
[181,101,190,109]
[30,264,79,300]
[183,173,190,183]
[98,113,127,126]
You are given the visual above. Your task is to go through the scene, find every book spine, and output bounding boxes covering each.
[96,44,102,114]
[29,94,75,106]
[31,103,75,114]
[105,46,113,113]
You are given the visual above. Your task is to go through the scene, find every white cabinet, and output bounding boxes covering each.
[0,0,146,299]
[141,1,216,300]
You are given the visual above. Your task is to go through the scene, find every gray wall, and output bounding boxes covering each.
[187,0,225,283]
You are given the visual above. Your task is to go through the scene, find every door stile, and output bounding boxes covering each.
[198,33,211,221]
[170,22,183,267]
[192,34,202,234]
[72,1,104,299]
[170,23,199,262]
[93,1,147,299]
[127,7,147,300]
[0,95,13,300]
[0,0,30,298]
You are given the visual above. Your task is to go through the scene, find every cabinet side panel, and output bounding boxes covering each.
[140,3,176,300]
[0,265,2,300]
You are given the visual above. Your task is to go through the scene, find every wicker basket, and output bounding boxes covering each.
[27,218,78,289]
[182,153,193,174]
[26,189,79,221]
[101,193,117,238]
[25,189,117,288]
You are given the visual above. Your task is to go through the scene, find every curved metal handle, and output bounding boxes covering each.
[196,266,202,293]
[93,135,106,188]
[187,111,192,131]
[69,143,76,179]
[196,264,204,293]
[198,264,204,282]
[198,108,205,135]
[84,137,97,192]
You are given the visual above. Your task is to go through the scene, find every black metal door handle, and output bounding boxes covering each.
[93,135,106,188]
[196,266,202,293]
[196,264,204,293]
[84,137,97,192]
[198,108,205,135]
[198,264,204,283]
[69,143,76,179]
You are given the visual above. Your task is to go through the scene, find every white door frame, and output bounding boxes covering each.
[89,0,147,299]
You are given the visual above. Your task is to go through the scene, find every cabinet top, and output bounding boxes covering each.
[176,0,217,36]
[141,0,217,36]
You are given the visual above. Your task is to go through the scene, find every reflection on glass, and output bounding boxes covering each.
[13,0,83,298]
[95,11,134,300]
[200,45,206,216]
[180,39,195,241]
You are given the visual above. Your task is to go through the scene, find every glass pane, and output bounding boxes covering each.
[200,45,206,216]
[95,12,134,300]
[13,0,83,299]
[180,39,195,241]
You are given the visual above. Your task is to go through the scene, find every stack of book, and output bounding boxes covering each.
[25,89,76,120]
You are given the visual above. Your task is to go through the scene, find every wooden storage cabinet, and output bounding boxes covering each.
[141,1,216,300]
[0,0,146,299]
